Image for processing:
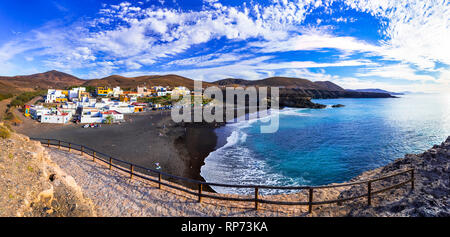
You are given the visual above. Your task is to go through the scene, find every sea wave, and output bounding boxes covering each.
[200,107,311,195]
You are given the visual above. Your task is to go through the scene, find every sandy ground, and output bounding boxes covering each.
[46,142,448,217]
[16,110,217,190]
[47,146,313,216]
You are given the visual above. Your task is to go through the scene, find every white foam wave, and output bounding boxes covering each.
[200,108,312,195]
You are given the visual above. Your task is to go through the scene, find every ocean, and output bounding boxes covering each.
[200,94,450,194]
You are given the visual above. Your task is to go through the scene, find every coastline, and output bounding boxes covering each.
[4,119,449,216]
[14,110,218,189]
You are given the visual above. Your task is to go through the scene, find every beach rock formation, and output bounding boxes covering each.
[331,104,345,108]
[0,125,96,217]
[278,95,326,109]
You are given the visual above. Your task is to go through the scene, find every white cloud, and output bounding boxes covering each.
[344,0,450,70]
[122,57,376,82]
[356,64,436,81]
[0,0,447,93]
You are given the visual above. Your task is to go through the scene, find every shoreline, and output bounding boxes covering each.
[13,96,435,194]
[14,110,217,190]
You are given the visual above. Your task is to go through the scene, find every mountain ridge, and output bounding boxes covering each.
[212,77,346,91]
[0,70,394,98]
[348,88,404,96]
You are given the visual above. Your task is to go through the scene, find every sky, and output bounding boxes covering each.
[0,0,449,93]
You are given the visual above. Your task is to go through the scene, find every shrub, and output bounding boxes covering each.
[0,125,11,139]
[2,109,22,124]
[0,93,13,102]
[9,90,45,107]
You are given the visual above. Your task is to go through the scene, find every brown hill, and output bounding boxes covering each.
[213,77,393,99]
[82,74,214,90]
[213,77,345,91]
[0,71,392,99]
[0,70,85,93]
[313,81,345,91]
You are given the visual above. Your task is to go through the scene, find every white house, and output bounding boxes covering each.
[45,89,67,103]
[157,91,168,96]
[79,107,124,123]
[112,87,123,97]
[60,102,78,116]
[106,103,135,114]
[29,105,51,120]
[41,112,71,124]
[171,86,190,97]
[101,110,124,122]
[80,108,103,123]
[68,87,86,101]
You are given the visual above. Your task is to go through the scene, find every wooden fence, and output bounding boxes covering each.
[32,138,415,213]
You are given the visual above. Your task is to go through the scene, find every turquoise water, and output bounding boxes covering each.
[200,94,450,194]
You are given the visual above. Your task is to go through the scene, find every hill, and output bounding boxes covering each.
[0,70,85,93]
[0,71,393,99]
[313,81,345,91]
[213,77,344,91]
[212,77,393,99]
[348,89,404,96]
[0,124,96,216]
[82,74,214,90]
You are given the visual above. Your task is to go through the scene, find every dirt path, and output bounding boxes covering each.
[46,147,315,216]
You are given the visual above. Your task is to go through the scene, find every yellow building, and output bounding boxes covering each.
[119,94,129,102]
[97,87,113,96]
[55,98,68,103]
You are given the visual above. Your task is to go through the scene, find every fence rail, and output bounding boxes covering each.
[32,138,415,213]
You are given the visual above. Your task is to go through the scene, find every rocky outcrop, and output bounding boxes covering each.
[331,104,345,108]
[0,127,96,217]
[278,95,326,108]
[353,136,450,217]
[279,88,394,99]
[315,136,450,217]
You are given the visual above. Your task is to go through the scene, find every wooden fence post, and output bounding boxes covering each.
[93,151,96,162]
[80,146,83,155]
[308,188,313,213]
[367,181,372,206]
[158,173,162,189]
[47,139,50,147]
[109,157,112,170]
[198,184,203,203]
[68,143,71,152]
[58,140,61,149]
[255,187,259,210]
[130,165,134,179]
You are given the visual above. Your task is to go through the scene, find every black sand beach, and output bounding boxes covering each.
[15,110,218,189]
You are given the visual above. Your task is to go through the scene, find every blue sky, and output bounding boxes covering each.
[0,0,449,92]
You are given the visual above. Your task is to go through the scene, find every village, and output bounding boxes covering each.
[23,85,192,125]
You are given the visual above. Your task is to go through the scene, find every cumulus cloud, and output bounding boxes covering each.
[0,0,448,92]
[344,0,450,69]
[356,64,436,81]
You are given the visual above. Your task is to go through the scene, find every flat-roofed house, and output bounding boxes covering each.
[41,112,71,124]
[68,87,86,101]
[96,87,113,96]
[171,86,190,97]
[101,110,124,122]
[45,89,67,103]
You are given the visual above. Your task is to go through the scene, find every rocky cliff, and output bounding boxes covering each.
[0,124,96,217]
[314,136,450,217]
